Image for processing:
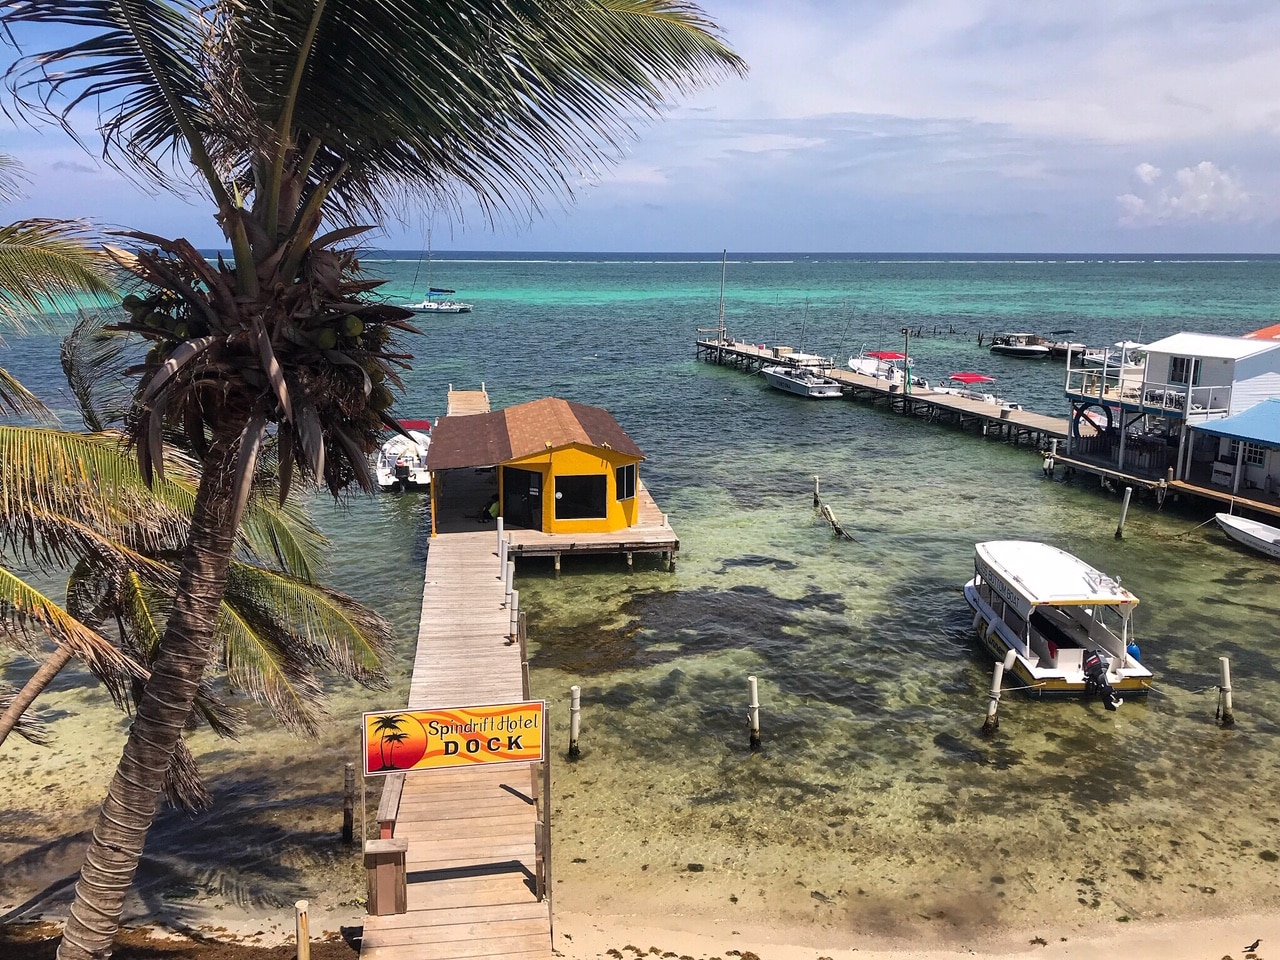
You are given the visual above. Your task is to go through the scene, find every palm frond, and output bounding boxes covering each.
[0,681,53,745]
[217,559,391,732]
[0,218,116,327]
[0,362,54,420]
[61,312,139,431]
[0,565,144,693]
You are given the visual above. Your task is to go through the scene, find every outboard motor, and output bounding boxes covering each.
[1082,649,1122,711]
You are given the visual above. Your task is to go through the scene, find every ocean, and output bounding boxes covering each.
[3,253,1279,943]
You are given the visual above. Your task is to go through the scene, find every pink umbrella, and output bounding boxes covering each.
[947,372,996,385]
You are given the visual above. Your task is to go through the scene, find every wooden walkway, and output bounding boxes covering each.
[696,337,1068,446]
[360,523,551,960]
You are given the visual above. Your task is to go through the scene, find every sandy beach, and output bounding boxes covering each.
[3,904,1277,960]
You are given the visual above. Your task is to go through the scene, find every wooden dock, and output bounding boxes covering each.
[696,337,1068,447]
[360,519,552,960]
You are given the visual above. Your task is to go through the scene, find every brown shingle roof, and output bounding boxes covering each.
[426,397,644,472]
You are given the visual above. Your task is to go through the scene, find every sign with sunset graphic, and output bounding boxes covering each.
[362,700,545,775]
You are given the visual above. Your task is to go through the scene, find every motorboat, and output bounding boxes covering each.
[989,332,1051,358]
[1047,329,1084,360]
[760,364,843,399]
[375,419,433,491]
[931,372,1021,409]
[405,289,473,314]
[1214,513,1280,561]
[848,349,909,383]
[964,540,1152,709]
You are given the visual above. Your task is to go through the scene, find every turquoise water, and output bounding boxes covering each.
[3,254,1280,942]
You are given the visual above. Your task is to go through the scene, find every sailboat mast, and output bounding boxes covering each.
[718,249,727,342]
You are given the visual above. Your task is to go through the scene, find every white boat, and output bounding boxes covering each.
[930,372,1021,409]
[1214,513,1280,561]
[989,332,1051,358]
[402,231,473,314]
[848,349,908,383]
[964,540,1152,709]
[761,364,843,398]
[375,419,433,491]
[406,289,473,314]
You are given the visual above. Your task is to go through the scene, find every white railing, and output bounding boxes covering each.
[1064,362,1231,417]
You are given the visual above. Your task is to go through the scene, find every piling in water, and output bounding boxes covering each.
[1218,656,1235,728]
[342,763,355,845]
[748,675,761,751]
[1115,486,1133,538]
[568,685,582,760]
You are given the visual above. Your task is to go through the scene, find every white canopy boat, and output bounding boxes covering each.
[1214,513,1280,561]
[375,419,433,491]
[964,540,1152,709]
[930,372,1022,409]
[760,364,843,399]
[848,349,909,383]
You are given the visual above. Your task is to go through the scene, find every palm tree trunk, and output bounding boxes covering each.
[58,448,239,960]
[0,644,75,747]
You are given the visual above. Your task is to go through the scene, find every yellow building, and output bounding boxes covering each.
[426,397,645,535]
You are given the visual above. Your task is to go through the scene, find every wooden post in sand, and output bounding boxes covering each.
[342,763,355,845]
[295,900,311,960]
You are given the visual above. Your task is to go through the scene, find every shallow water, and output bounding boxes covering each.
[3,255,1280,941]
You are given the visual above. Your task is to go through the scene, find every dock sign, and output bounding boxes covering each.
[362,700,545,776]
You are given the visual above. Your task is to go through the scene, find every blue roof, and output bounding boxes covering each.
[1194,398,1280,446]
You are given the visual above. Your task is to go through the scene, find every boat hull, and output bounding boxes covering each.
[761,365,843,399]
[964,582,1152,699]
[375,429,432,492]
[1215,513,1280,561]
[990,344,1050,358]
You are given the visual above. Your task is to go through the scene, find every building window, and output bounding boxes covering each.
[554,475,607,519]
[615,463,636,501]
[1228,440,1266,466]
[1169,356,1201,385]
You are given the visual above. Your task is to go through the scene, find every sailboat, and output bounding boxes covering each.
[403,231,473,314]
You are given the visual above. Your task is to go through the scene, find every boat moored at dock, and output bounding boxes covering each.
[1215,513,1280,561]
[964,540,1151,709]
[989,332,1052,358]
[761,364,844,398]
[375,419,433,491]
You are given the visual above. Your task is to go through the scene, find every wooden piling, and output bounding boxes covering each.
[342,763,355,845]
[748,675,761,750]
[295,900,311,960]
[568,685,582,760]
[1115,486,1133,539]
[813,474,821,507]
[1218,656,1235,727]
[981,651,1016,736]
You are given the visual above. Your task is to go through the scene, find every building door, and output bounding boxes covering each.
[502,467,543,530]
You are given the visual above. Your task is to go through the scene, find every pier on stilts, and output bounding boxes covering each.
[359,520,552,960]
[696,336,1068,448]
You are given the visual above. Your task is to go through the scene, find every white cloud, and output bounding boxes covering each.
[1116,160,1254,226]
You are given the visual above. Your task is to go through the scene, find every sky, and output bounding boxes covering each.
[5,1,1280,253]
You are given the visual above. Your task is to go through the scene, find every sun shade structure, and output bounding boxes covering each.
[1192,397,1280,447]
[427,397,645,535]
[948,372,997,384]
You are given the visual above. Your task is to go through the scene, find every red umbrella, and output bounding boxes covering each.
[947,372,996,384]
[866,350,908,360]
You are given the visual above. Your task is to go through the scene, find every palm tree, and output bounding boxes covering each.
[0,321,395,805]
[2,3,744,957]
[372,713,406,769]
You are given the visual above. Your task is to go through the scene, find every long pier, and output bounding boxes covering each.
[360,476,552,960]
[697,337,1068,447]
